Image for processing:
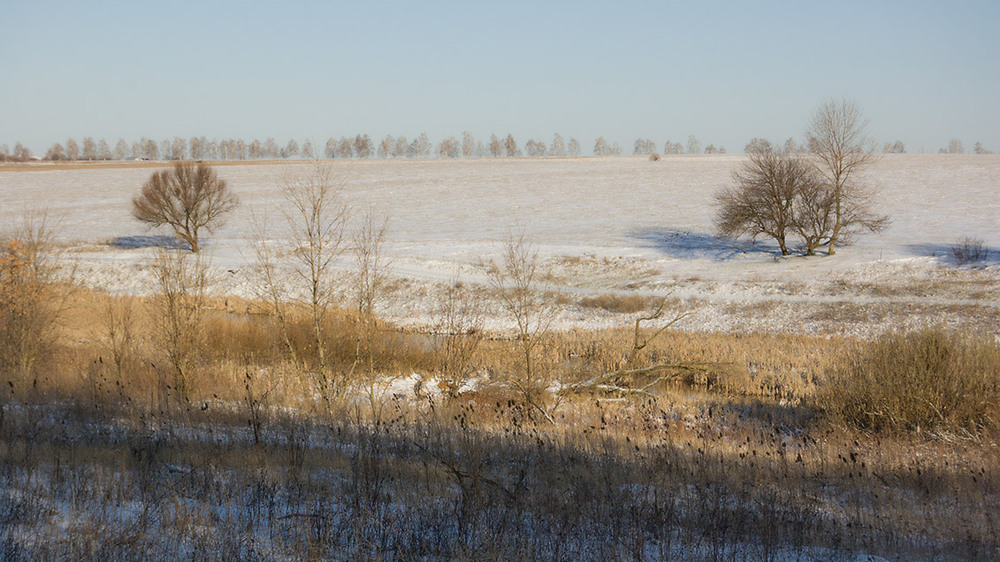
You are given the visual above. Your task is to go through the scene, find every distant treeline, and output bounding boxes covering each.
[0,134,991,163]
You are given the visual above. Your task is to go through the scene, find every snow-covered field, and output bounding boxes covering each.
[2,154,998,338]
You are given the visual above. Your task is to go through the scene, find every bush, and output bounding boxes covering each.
[952,236,987,265]
[820,329,1000,436]
[0,220,62,394]
[579,293,653,314]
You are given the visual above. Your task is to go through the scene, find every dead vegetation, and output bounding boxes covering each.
[1,221,999,559]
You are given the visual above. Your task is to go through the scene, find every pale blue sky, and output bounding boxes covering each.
[2,0,997,154]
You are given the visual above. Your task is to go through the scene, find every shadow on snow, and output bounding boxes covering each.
[630,227,781,261]
[110,235,191,251]
[904,242,999,266]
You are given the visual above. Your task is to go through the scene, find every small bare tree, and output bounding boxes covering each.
[807,99,888,254]
[485,229,556,422]
[0,216,65,395]
[350,208,392,415]
[97,294,138,384]
[247,210,300,369]
[434,279,485,399]
[281,164,350,403]
[132,162,239,253]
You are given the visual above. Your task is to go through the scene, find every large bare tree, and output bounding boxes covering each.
[715,149,818,255]
[807,99,888,254]
[131,162,239,253]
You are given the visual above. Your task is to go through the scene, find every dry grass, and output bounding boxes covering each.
[579,293,655,314]
[2,279,999,559]
[820,328,1000,436]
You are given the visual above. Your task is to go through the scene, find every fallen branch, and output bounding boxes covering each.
[567,362,720,390]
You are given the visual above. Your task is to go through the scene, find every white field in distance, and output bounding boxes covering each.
[1,154,997,337]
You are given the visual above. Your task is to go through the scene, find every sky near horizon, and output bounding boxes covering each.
[2,0,998,155]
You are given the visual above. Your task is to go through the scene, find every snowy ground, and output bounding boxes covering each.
[2,154,998,338]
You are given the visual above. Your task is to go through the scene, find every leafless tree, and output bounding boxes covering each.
[783,138,802,153]
[350,208,392,414]
[301,138,315,159]
[247,210,301,369]
[263,137,279,159]
[946,138,965,154]
[438,137,460,158]
[169,137,187,160]
[378,135,394,159]
[12,143,32,162]
[354,135,373,158]
[488,134,503,157]
[189,136,205,160]
[393,136,408,158]
[325,138,338,159]
[744,138,773,154]
[338,137,354,158]
[567,137,581,156]
[98,139,112,160]
[97,293,138,385]
[138,138,157,160]
[82,137,97,161]
[434,278,484,399]
[791,172,837,255]
[525,139,547,157]
[503,134,520,157]
[416,133,431,158]
[550,133,566,157]
[282,139,299,159]
[715,149,815,255]
[806,99,888,254]
[45,143,66,161]
[131,162,239,253]
[0,215,66,394]
[462,131,477,158]
[149,248,207,403]
[686,135,702,154]
[484,229,556,422]
[65,138,79,161]
[593,136,609,156]
[281,164,350,403]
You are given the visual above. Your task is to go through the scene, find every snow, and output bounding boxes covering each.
[1,155,998,338]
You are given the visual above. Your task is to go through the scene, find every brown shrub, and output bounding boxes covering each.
[579,293,653,314]
[819,329,1000,436]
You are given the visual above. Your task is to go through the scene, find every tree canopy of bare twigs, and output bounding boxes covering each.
[715,149,820,255]
[131,162,239,253]
[806,99,888,254]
